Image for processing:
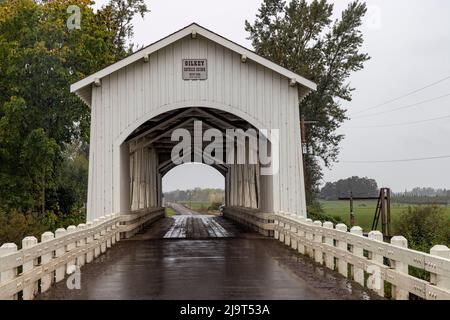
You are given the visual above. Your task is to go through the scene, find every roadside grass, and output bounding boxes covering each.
[165,207,176,217]
[178,201,210,211]
[319,200,450,232]
[176,201,222,215]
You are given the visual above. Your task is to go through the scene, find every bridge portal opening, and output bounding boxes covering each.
[120,107,272,220]
[162,163,225,215]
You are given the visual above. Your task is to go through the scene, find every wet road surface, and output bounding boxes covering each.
[168,203,200,215]
[133,215,239,239]
[37,216,381,300]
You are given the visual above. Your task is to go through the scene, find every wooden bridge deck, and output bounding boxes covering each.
[132,215,240,240]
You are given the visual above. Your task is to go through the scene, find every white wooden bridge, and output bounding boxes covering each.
[0,24,449,300]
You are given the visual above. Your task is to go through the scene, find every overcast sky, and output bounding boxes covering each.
[94,0,450,192]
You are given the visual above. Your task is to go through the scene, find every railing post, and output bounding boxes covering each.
[66,225,77,275]
[40,232,55,293]
[99,216,107,253]
[93,219,101,258]
[76,224,86,267]
[278,212,285,244]
[274,214,280,240]
[0,243,18,300]
[105,215,112,249]
[290,217,300,251]
[85,221,94,263]
[296,217,306,255]
[284,215,291,247]
[350,226,364,286]
[323,222,335,270]
[110,214,117,246]
[22,236,38,300]
[429,245,450,293]
[313,221,323,265]
[55,228,67,283]
[368,230,385,297]
[336,223,348,277]
[116,215,121,242]
[390,236,409,300]
[304,219,313,258]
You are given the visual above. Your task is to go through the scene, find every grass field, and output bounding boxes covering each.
[320,200,450,232]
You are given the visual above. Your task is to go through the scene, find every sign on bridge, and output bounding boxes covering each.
[182,59,208,80]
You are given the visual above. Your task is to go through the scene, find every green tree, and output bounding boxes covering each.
[319,176,379,200]
[97,0,150,58]
[0,0,148,224]
[245,0,370,204]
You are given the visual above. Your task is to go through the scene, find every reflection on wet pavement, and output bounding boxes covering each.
[37,217,381,300]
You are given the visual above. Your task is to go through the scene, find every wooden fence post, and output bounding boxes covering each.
[93,219,101,258]
[429,245,450,295]
[368,230,385,297]
[40,232,54,293]
[99,216,107,254]
[278,212,285,244]
[110,214,117,246]
[22,236,38,300]
[284,215,291,247]
[0,243,18,300]
[290,218,298,250]
[323,222,334,270]
[76,224,86,267]
[54,228,67,283]
[85,221,94,263]
[313,221,323,264]
[66,225,77,275]
[391,236,409,300]
[296,217,306,255]
[274,213,280,240]
[336,223,348,277]
[116,215,121,242]
[105,215,112,249]
[304,219,313,258]
[350,226,364,286]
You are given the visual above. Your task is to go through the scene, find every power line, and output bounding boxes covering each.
[345,114,450,128]
[341,155,450,164]
[350,75,450,116]
[351,92,450,119]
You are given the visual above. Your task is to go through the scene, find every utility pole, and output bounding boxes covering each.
[300,114,308,187]
[300,114,318,190]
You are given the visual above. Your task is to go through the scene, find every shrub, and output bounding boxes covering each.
[307,202,344,225]
[393,205,450,253]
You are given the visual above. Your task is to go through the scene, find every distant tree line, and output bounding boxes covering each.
[319,176,379,200]
[164,188,224,204]
[392,188,450,205]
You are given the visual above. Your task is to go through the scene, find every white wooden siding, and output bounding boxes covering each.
[87,35,307,220]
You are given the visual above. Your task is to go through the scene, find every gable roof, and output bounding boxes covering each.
[71,23,317,105]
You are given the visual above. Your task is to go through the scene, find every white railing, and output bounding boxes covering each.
[273,212,450,300]
[222,207,275,236]
[0,208,164,300]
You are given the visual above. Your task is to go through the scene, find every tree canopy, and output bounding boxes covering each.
[245,0,370,203]
[319,176,379,200]
[0,0,148,243]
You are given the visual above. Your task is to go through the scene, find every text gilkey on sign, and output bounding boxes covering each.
[182,59,208,80]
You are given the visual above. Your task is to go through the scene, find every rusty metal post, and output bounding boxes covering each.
[386,188,392,237]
